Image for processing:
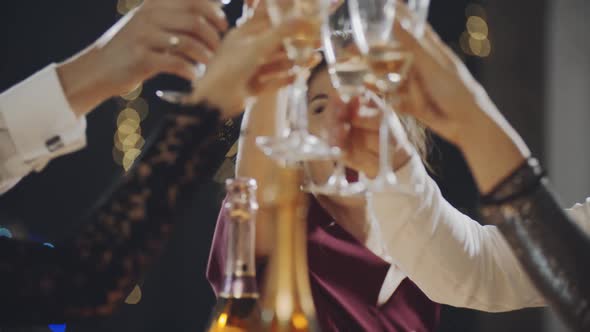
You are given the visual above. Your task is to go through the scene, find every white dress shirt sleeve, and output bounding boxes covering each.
[368,154,549,312]
[0,64,87,194]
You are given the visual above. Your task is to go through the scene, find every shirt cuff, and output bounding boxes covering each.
[0,64,87,165]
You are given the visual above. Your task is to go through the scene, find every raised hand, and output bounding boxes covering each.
[58,0,228,115]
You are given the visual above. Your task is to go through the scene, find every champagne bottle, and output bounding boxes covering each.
[259,167,321,332]
[206,178,262,332]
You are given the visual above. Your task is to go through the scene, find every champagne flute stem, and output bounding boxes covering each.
[378,114,394,177]
[289,66,310,132]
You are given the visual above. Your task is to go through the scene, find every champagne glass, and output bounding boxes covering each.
[255,0,340,164]
[348,0,400,191]
[156,0,234,104]
[302,1,367,196]
[348,0,429,191]
[349,0,430,95]
[399,0,431,38]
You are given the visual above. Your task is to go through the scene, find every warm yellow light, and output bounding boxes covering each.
[122,133,145,149]
[114,134,124,151]
[117,108,140,126]
[121,83,143,100]
[468,36,492,58]
[217,313,228,327]
[479,38,491,57]
[292,313,309,330]
[124,285,142,304]
[128,98,149,120]
[276,293,294,321]
[466,16,488,40]
[459,31,472,55]
[468,36,483,55]
[117,118,141,137]
[123,148,142,171]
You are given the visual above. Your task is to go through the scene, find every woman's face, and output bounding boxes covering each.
[306,68,337,184]
[306,67,364,207]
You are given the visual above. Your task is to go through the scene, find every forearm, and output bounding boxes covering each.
[236,88,286,258]
[56,46,118,117]
[480,162,590,331]
[456,107,530,195]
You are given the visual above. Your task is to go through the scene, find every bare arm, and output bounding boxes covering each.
[235,89,288,257]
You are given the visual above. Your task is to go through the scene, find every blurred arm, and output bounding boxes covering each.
[235,89,289,258]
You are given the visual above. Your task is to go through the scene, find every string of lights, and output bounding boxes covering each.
[113,0,148,172]
[113,85,149,171]
[115,0,146,309]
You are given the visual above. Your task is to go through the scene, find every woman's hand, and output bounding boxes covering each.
[57,0,228,116]
[394,7,531,193]
[329,93,414,178]
[190,17,315,118]
[392,7,497,147]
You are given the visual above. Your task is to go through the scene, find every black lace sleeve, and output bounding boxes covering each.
[0,102,239,326]
[480,158,590,332]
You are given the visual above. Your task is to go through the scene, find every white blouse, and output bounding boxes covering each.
[369,154,590,312]
[0,64,87,194]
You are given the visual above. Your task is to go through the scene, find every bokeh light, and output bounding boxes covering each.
[48,324,66,332]
[117,108,141,126]
[124,285,142,304]
[114,103,146,170]
[460,31,473,55]
[0,227,13,238]
[128,98,149,120]
[121,83,143,101]
[123,148,142,171]
[460,4,492,59]
[466,16,488,40]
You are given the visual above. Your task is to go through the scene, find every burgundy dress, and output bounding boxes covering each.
[207,198,440,331]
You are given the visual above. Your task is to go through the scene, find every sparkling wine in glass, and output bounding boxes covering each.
[156,0,232,105]
[256,0,341,164]
[347,0,405,191]
[302,1,367,196]
[365,42,413,97]
[348,0,430,192]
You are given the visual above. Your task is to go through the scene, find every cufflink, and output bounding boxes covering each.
[45,135,65,152]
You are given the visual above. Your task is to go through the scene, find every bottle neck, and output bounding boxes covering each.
[221,214,258,299]
[260,168,320,331]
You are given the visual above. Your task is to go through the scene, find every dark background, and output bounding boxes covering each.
[0,0,560,331]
